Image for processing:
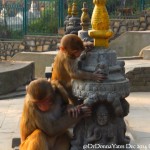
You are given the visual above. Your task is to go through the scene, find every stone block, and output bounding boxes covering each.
[147,25,150,30]
[140,22,147,28]
[146,82,150,86]
[29,46,36,51]
[139,16,146,22]
[135,74,150,78]
[132,26,139,31]
[0,61,34,95]
[127,20,134,26]
[146,16,150,23]
[113,27,119,33]
[43,45,50,51]
[26,40,35,46]
[127,27,133,31]
[12,51,57,78]
[133,20,140,26]
[37,46,43,52]
[36,41,40,46]
[144,69,150,74]
[118,25,127,34]
[19,44,25,50]
[131,81,146,86]
[130,86,150,92]
[114,21,120,28]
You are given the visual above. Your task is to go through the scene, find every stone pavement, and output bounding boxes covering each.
[126,92,150,150]
[0,92,150,150]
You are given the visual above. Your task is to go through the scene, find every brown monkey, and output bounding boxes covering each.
[51,34,106,104]
[20,79,91,150]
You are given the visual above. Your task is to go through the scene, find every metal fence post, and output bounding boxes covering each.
[140,0,144,11]
[23,0,27,35]
[58,0,64,27]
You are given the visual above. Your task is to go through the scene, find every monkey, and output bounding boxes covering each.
[20,78,91,150]
[117,8,133,16]
[51,34,106,105]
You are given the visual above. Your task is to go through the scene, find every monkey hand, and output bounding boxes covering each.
[80,105,92,117]
[67,104,91,118]
[83,41,94,52]
[67,104,82,118]
[92,73,107,82]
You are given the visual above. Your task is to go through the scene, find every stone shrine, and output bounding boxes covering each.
[78,2,92,42]
[65,2,81,35]
[71,0,130,149]
[64,2,72,33]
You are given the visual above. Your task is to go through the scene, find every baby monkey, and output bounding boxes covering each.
[51,34,106,104]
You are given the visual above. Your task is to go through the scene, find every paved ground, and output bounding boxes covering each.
[126,92,150,150]
[0,92,150,150]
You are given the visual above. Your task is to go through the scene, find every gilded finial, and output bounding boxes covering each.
[71,2,78,17]
[88,0,113,47]
[68,3,72,16]
[80,2,90,31]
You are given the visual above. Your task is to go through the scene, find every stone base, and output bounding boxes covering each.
[125,59,150,92]
[12,51,58,78]
[0,61,34,95]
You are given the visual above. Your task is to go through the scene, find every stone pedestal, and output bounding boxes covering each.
[71,0,131,149]
[71,48,130,149]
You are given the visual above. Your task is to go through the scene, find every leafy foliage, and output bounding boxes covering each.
[28,7,58,35]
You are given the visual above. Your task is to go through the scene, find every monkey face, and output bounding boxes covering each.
[72,50,82,58]
[33,95,54,112]
[67,49,83,58]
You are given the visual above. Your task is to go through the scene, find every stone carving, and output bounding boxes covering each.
[71,102,130,150]
[70,0,130,149]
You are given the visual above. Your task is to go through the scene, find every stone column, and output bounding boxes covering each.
[71,0,130,149]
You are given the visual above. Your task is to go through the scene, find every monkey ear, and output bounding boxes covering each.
[59,46,65,52]
[26,85,29,93]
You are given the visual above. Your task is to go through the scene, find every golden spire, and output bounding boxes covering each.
[71,2,78,17]
[80,2,90,31]
[88,0,113,47]
[68,3,72,16]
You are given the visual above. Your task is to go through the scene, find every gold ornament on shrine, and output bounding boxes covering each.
[68,3,72,16]
[71,2,78,17]
[88,0,113,47]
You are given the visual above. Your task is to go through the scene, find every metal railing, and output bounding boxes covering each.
[0,0,59,40]
[0,0,149,40]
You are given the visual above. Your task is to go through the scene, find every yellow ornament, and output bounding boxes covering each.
[88,0,113,47]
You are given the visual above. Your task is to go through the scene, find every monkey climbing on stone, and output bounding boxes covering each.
[51,34,106,105]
